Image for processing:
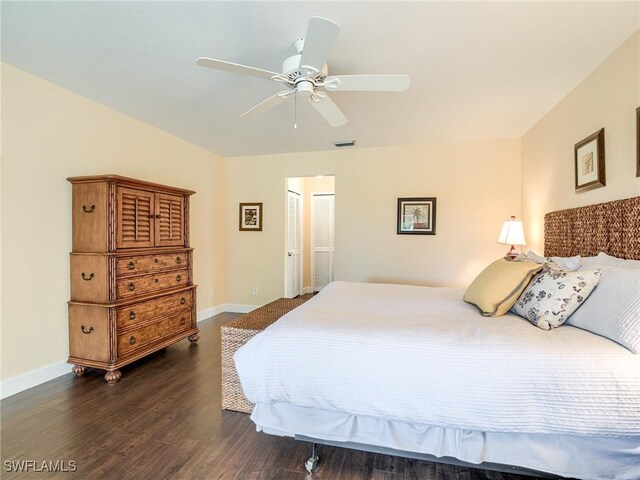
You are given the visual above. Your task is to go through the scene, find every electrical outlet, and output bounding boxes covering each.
[251,287,259,296]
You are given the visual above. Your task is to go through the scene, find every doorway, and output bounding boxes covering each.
[311,193,335,292]
[285,176,335,297]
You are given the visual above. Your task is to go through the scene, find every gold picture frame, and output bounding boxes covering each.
[574,128,605,192]
[636,107,640,177]
[239,202,263,231]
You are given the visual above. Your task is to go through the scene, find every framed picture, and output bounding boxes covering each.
[239,202,262,231]
[574,128,605,192]
[636,107,639,177]
[397,197,436,235]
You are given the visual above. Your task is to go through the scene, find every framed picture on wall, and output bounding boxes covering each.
[239,202,263,231]
[574,128,605,192]
[397,197,437,235]
[636,107,639,177]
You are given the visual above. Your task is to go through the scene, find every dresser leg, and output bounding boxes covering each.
[72,365,87,376]
[104,369,122,384]
[188,333,200,343]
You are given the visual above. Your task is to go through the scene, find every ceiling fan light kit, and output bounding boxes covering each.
[196,16,410,128]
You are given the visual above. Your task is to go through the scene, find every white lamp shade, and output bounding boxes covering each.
[497,218,526,246]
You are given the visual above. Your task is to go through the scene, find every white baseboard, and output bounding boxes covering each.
[196,306,217,322]
[2,305,235,400]
[1,360,70,400]
[222,303,257,313]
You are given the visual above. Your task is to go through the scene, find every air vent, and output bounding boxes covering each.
[333,140,356,148]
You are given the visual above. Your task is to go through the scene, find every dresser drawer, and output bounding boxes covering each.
[118,310,191,356]
[68,304,110,363]
[116,268,188,299]
[70,254,109,303]
[116,252,188,277]
[117,290,193,329]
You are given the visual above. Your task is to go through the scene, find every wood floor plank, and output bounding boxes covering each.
[1,309,561,480]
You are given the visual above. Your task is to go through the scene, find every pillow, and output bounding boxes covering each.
[550,255,581,272]
[464,258,543,316]
[580,256,599,269]
[566,267,640,353]
[595,252,640,269]
[519,251,547,264]
[512,268,601,330]
[516,251,582,271]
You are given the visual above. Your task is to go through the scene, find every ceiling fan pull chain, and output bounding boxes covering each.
[294,93,298,129]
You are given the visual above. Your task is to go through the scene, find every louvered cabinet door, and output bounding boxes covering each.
[155,193,185,247]
[117,187,155,249]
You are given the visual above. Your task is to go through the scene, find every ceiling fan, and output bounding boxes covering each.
[196,16,410,127]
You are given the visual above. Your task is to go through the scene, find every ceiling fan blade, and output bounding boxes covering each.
[323,75,411,92]
[241,91,292,118]
[299,17,340,73]
[196,57,280,81]
[309,93,347,127]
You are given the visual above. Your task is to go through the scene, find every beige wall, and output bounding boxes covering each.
[225,140,521,306]
[522,30,640,253]
[1,64,226,380]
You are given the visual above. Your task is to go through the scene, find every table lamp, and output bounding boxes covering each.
[497,215,526,260]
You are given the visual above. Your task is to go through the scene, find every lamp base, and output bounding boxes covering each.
[505,245,519,260]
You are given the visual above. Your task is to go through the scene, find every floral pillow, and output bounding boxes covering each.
[512,268,601,330]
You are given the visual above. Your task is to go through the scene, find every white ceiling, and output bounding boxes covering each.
[2,1,638,157]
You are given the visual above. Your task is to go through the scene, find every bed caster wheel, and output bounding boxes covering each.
[304,455,318,474]
[304,443,319,474]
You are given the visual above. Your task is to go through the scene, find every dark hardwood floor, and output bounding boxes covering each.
[1,309,554,480]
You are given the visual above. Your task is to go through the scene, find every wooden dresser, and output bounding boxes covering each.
[67,175,198,383]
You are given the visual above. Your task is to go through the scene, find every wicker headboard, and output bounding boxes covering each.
[544,196,640,260]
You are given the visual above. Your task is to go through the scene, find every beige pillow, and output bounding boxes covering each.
[464,258,543,316]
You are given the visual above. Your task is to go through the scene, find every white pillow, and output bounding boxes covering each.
[580,256,599,269]
[517,251,582,271]
[550,255,582,272]
[567,266,640,353]
[512,268,601,330]
[595,252,640,269]
[522,251,547,264]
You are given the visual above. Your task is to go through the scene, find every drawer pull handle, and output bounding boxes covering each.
[180,317,186,326]
[180,297,186,305]
[81,272,94,281]
[176,257,182,264]
[176,275,182,283]
[129,311,136,320]
[127,262,135,270]
[128,282,135,291]
[129,336,136,345]
[81,325,94,335]
[82,204,95,213]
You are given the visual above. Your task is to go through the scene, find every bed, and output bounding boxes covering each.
[234,197,640,480]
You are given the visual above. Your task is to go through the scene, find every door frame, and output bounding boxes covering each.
[284,189,302,298]
[311,192,335,293]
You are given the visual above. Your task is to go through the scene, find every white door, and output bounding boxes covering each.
[312,194,335,292]
[286,191,301,298]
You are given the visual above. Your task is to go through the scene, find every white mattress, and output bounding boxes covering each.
[234,281,640,438]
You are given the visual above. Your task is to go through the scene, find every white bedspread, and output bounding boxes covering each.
[234,281,640,437]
